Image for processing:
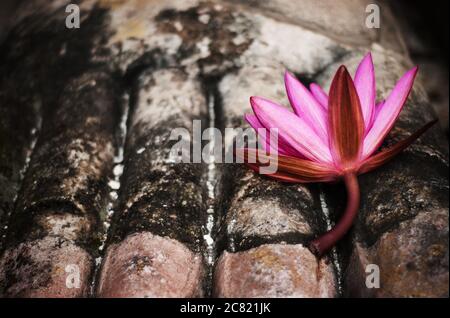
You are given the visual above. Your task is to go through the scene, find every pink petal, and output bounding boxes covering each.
[354,53,376,130]
[250,96,333,164]
[375,100,385,116]
[328,66,365,168]
[359,120,437,174]
[245,114,302,157]
[239,149,338,183]
[310,83,328,109]
[245,114,270,153]
[284,71,328,142]
[362,66,418,158]
[365,100,385,133]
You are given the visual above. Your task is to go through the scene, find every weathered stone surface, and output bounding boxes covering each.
[217,166,326,252]
[346,210,448,297]
[0,0,116,243]
[214,244,336,298]
[0,70,119,297]
[217,62,327,245]
[106,68,207,251]
[213,59,339,296]
[0,236,92,297]
[226,0,376,45]
[416,62,449,132]
[97,232,203,298]
[317,51,449,297]
[0,0,121,297]
[11,71,116,225]
[95,0,349,297]
[99,0,200,72]
[97,67,207,296]
[101,0,350,76]
[1,0,447,298]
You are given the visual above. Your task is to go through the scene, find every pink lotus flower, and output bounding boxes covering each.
[241,53,436,257]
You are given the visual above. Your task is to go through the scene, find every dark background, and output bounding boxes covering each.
[391,0,449,134]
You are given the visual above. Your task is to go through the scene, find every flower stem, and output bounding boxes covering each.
[309,173,360,257]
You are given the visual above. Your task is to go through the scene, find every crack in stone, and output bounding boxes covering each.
[89,92,130,296]
[319,187,343,296]
[199,74,225,297]
[204,92,217,265]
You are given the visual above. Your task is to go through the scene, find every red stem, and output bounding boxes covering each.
[309,173,360,257]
